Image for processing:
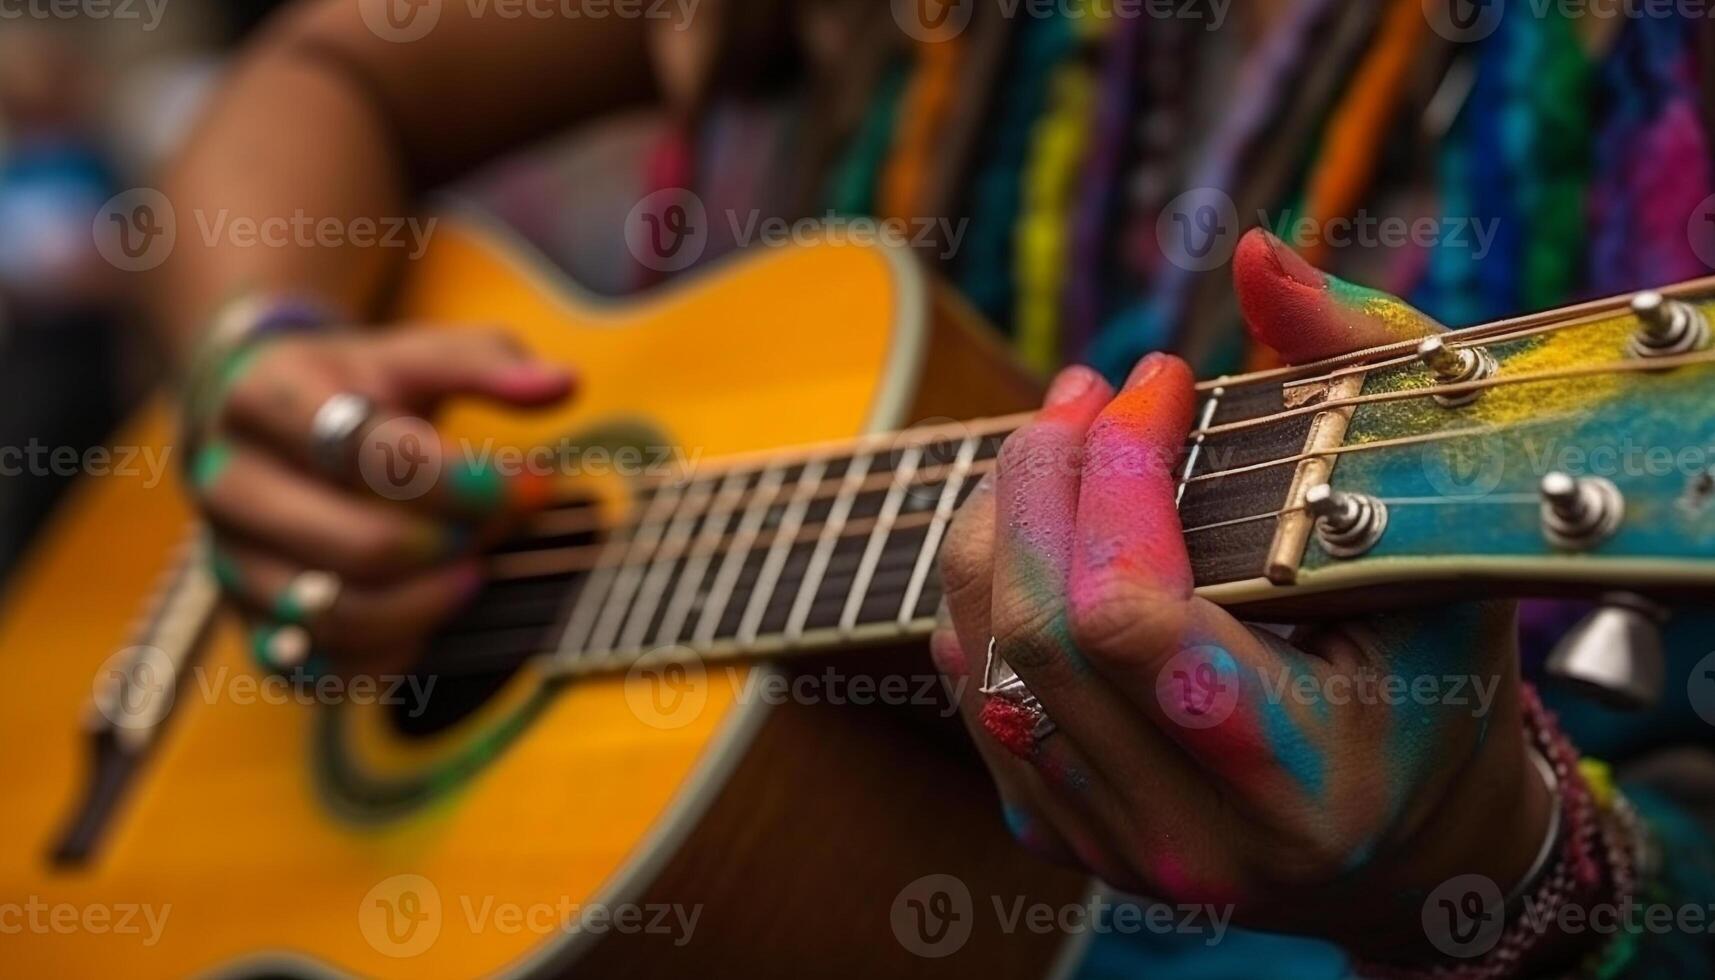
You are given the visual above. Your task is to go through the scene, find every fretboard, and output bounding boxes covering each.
[418,370,1335,679]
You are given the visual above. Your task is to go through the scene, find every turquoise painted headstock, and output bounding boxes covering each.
[1285,282,1715,707]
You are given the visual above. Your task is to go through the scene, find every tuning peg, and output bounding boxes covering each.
[1628,290,1709,359]
[1306,484,1388,558]
[1546,593,1667,710]
[1416,336,1496,407]
[1540,471,1623,550]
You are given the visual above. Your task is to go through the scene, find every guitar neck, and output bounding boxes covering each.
[513,369,1338,680]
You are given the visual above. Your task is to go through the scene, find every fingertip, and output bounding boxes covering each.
[491,362,575,405]
[1042,364,1109,409]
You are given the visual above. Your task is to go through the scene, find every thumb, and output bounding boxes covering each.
[1233,229,1445,364]
[363,328,575,411]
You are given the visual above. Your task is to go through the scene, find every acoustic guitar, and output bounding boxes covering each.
[1,211,1713,978]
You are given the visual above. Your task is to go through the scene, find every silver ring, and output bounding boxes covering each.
[280,570,342,624]
[980,637,1057,740]
[309,392,372,475]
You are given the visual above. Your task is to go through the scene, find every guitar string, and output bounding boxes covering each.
[483,339,1660,583]
[428,489,1558,675]
[431,346,1712,664]
[583,302,1678,498]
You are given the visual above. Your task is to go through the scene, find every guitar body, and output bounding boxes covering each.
[0,217,1090,978]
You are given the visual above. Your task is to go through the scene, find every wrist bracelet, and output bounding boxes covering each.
[1358,684,1641,980]
[178,293,342,461]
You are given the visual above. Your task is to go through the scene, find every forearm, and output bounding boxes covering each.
[148,0,663,363]
[152,47,406,361]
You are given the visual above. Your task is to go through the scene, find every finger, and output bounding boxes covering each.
[936,471,997,681]
[361,328,574,410]
[212,536,483,672]
[988,366,1205,831]
[1070,355,1333,822]
[1233,228,1446,363]
[218,332,567,514]
[192,439,471,582]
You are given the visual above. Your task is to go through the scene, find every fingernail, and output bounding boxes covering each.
[496,363,573,401]
[450,459,507,513]
[455,563,486,603]
[190,441,234,493]
[1259,229,1325,289]
[1044,365,1097,407]
[1125,353,1167,389]
[209,550,242,591]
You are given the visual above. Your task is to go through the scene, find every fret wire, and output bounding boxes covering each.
[679,463,786,649]
[1178,386,1224,507]
[551,489,669,665]
[839,445,923,632]
[784,453,872,641]
[734,458,828,645]
[581,479,692,659]
[620,470,745,654]
[897,433,978,626]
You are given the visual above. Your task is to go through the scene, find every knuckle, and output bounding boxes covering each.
[1066,576,1185,665]
[938,522,990,608]
[341,521,412,576]
[990,596,1068,676]
[998,426,1076,481]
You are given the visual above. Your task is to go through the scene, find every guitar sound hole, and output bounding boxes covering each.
[385,499,599,738]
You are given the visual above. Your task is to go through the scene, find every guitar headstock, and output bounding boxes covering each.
[1274,280,1715,707]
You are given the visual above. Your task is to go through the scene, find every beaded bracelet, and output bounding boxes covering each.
[177,293,342,465]
[1359,684,1646,980]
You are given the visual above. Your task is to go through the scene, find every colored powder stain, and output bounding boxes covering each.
[1256,683,1326,799]
[1327,274,1437,340]
[191,442,234,492]
[980,698,1041,758]
[1002,803,1034,844]
[208,550,241,591]
[450,459,507,512]
[1152,852,1245,907]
